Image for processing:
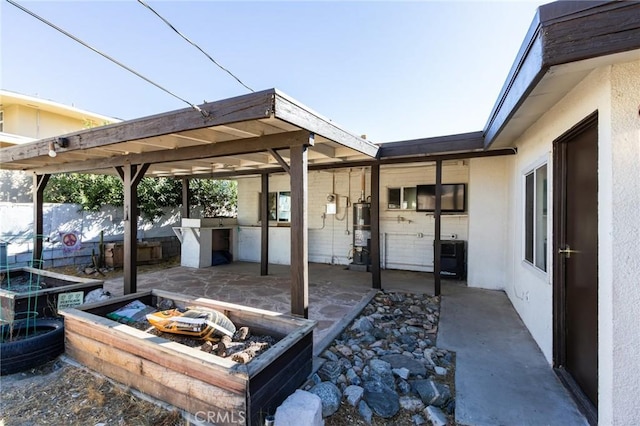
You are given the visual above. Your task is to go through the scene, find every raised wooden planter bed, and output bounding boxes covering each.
[0,267,103,323]
[60,289,316,425]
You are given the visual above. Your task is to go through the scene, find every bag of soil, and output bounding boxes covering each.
[146,307,236,340]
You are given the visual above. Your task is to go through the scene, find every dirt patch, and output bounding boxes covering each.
[0,360,183,426]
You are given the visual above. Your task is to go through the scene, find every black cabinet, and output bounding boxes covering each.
[436,240,466,279]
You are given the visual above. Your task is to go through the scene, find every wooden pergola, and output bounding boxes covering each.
[1,88,516,317]
[0,89,379,317]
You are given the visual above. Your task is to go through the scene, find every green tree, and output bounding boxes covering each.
[43,174,237,220]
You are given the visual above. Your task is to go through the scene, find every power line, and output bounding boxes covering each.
[137,0,254,93]
[6,0,209,117]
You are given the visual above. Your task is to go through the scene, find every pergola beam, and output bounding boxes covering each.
[32,131,312,175]
[0,90,276,163]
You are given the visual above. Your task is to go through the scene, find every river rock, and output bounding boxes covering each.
[351,317,374,333]
[344,385,364,407]
[399,395,425,412]
[365,359,395,389]
[318,360,342,383]
[363,380,400,418]
[412,379,451,407]
[358,400,373,424]
[309,382,342,417]
[381,354,427,377]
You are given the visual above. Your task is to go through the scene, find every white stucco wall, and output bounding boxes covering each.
[236,163,470,271]
[502,65,611,364]
[467,156,511,290]
[598,59,640,426]
[494,57,640,425]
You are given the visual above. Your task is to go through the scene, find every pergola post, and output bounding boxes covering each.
[434,160,443,296]
[181,177,191,218]
[261,173,269,276]
[115,163,149,295]
[289,136,311,318]
[370,164,381,289]
[32,173,50,268]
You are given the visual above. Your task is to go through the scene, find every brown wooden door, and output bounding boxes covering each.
[554,114,599,414]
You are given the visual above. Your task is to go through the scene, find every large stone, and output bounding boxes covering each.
[351,317,374,333]
[381,354,427,377]
[365,359,395,389]
[344,385,364,407]
[424,405,448,426]
[363,380,400,418]
[412,379,451,407]
[274,390,323,426]
[309,382,342,418]
[317,360,342,383]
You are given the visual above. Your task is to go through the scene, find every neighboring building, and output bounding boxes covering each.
[0,89,119,202]
[0,89,118,148]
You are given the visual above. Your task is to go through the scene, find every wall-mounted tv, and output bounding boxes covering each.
[416,184,466,212]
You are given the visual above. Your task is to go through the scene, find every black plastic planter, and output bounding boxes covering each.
[1,318,65,375]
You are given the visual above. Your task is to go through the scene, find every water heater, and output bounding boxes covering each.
[351,202,371,269]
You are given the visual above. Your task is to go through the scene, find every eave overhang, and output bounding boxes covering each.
[484,0,640,148]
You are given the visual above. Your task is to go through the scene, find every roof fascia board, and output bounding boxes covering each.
[0,89,276,164]
[483,1,638,148]
[379,131,484,158]
[273,90,379,158]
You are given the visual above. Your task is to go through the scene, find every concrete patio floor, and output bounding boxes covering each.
[104,262,586,425]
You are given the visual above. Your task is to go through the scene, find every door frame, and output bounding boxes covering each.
[552,112,598,425]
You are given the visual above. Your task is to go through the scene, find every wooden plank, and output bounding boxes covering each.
[261,173,269,276]
[30,131,311,175]
[267,148,290,173]
[65,333,246,420]
[289,142,309,318]
[63,310,246,388]
[0,89,276,164]
[543,2,640,67]
[32,174,50,267]
[248,334,312,424]
[274,91,378,158]
[370,164,382,289]
[246,319,315,377]
[379,131,485,158]
[434,160,442,296]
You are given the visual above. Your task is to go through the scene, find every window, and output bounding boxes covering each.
[388,187,417,210]
[262,191,291,222]
[0,110,4,132]
[524,164,548,271]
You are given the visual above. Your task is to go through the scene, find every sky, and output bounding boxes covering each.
[1,0,549,143]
